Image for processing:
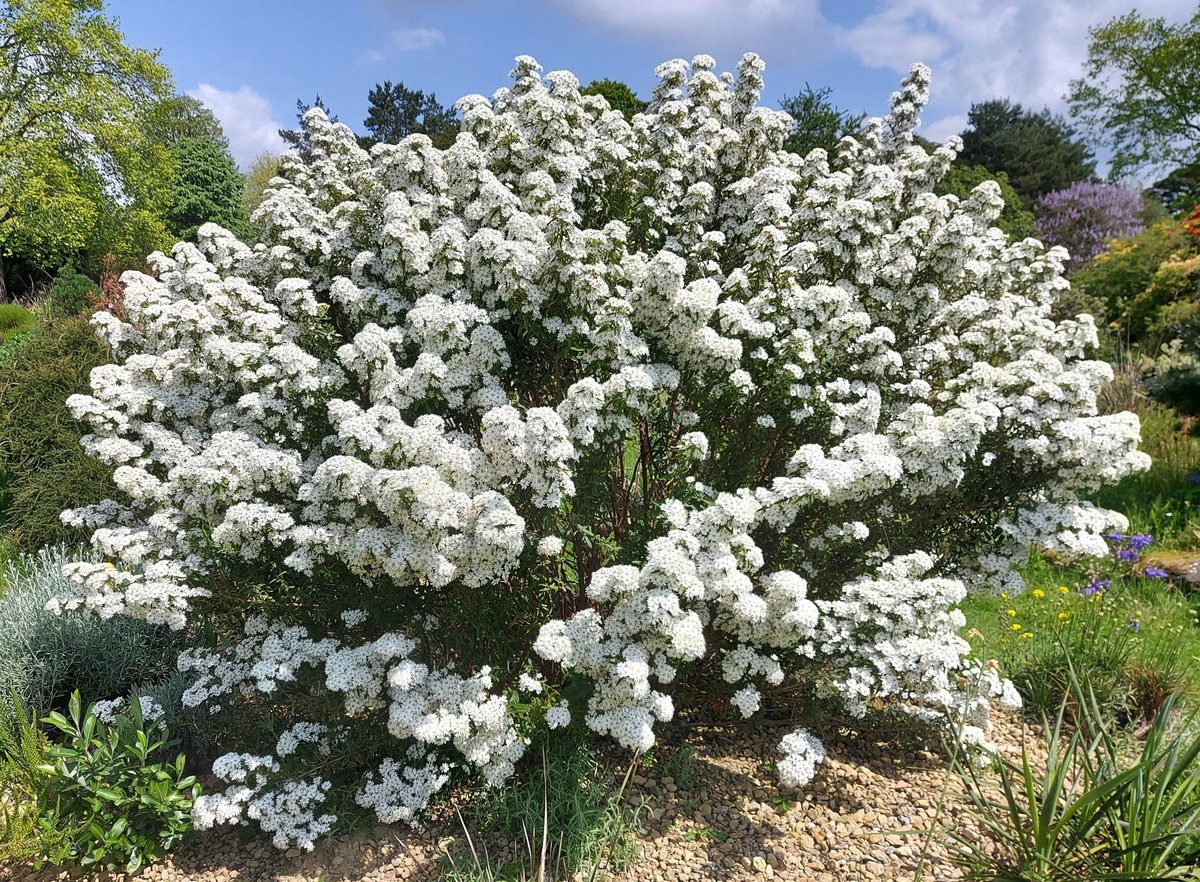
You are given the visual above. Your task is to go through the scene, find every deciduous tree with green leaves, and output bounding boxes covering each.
[580,78,647,120]
[163,136,251,242]
[0,0,174,297]
[1069,9,1200,179]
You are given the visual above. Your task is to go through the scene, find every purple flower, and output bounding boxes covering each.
[1035,182,1144,274]
[1117,547,1141,563]
[1187,472,1200,485]
[1143,566,1169,579]
[1129,620,1141,632]
[1081,578,1111,596]
[1127,534,1154,551]
[1104,531,1125,544]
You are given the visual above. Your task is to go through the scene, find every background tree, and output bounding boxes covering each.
[162,137,251,241]
[935,164,1037,241]
[1069,9,1200,179]
[278,94,339,161]
[958,99,1096,207]
[1034,181,1144,274]
[580,78,647,119]
[359,80,458,149]
[242,153,283,220]
[0,0,174,298]
[1148,161,1200,217]
[779,84,866,157]
[143,94,230,154]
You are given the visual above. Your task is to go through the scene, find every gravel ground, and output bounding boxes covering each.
[7,711,1040,882]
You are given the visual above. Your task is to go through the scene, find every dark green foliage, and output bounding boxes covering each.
[278,94,339,162]
[164,136,251,241]
[0,547,181,718]
[581,79,647,120]
[779,84,866,158]
[0,314,115,547]
[359,80,459,149]
[958,98,1096,207]
[936,164,1037,241]
[1148,161,1200,217]
[44,262,99,317]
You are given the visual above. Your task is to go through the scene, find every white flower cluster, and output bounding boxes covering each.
[58,51,1147,832]
[193,752,335,851]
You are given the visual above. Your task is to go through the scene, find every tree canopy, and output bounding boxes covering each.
[163,136,251,241]
[957,99,1096,207]
[0,0,174,295]
[779,84,866,157]
[1069,9,1200,178]
[278,94,340,161]
[580,78,647,119]
[359,80,458,149]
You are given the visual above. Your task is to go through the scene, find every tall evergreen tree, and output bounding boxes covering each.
[359,81,458,149]
[779,84,866,158]
[957,99,1096,207]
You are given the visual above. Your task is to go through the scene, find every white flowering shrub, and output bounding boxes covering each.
[54,53,1147,847]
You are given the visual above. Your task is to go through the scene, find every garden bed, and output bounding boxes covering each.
[10,711,1039,882]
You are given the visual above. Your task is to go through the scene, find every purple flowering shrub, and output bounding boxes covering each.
[1035,182,1144,275]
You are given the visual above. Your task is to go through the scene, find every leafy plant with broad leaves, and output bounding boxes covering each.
[36,690,199,872]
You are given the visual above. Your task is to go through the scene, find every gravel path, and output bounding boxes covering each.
[9,711,1039,882]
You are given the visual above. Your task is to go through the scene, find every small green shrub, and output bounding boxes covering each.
[0,302,36,348]
[5,690,200,873]
[0,547,181,716]
[0,314,114,547]
[1072,220,1191,326]
[44,263,100,317]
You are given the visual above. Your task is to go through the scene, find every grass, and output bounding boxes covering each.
[448,738,641,882]
[961,551,1200,722]
[1091,395,1200,550]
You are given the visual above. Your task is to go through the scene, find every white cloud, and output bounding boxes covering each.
[188,84,285,169]
[921,112,968,143]
[841,0,1196,115]
[550,0,835,60]
[361,25,445,62]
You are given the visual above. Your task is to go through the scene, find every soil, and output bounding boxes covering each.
[6,711,1041,882]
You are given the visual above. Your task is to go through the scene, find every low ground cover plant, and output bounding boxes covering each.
[42,53,1147,848]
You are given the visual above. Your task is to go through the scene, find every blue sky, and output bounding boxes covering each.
[107,0,1195,172]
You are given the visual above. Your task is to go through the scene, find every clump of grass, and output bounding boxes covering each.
[448,738,641,881]
[952,670,1200,880]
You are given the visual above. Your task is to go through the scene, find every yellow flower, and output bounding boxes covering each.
[1058,611,1070,622]
[1031,589,1044,598]
[1019,632,1033,640]
[1000,593,1009,599]
[1010,623,1022,631]
[1057,586,1069,594]
[1007,609,1017,617]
